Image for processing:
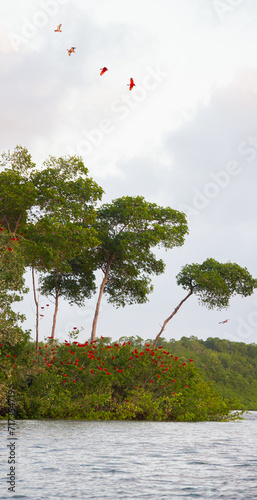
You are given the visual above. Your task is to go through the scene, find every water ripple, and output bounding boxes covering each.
[0,414,257,499]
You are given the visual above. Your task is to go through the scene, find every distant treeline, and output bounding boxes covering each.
[150,335,257,410]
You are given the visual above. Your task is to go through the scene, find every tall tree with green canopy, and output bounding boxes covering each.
[89,196,188,342]
[25,154,104,340]
[153,258,257,347]
[0,146,36,346]
[0,146,103,344]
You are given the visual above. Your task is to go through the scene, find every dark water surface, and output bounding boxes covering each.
[1,413,257,499]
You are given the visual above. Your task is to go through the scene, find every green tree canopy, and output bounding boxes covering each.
[30,155,102,223]
[154,258,257,346]
[26,154,103,339]
[0,146,37,234]
[89,195,188,341]
[176,258,257,308]
[0,146,104,342]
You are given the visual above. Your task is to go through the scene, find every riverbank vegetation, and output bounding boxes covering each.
[1,146,257,421]
[0,334,249,421]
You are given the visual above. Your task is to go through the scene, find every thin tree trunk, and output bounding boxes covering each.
[13,213,22,235]
[51,273,59,340]
[91,259,113,343]
[153,290,193,348]
[31,267,39,355]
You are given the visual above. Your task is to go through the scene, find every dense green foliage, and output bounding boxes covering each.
[0,334,245,421]
[153,336,257,410]
[177,259,257,309]
[0,146,104,339]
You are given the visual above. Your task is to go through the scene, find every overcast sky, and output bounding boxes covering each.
[1,0,257,345]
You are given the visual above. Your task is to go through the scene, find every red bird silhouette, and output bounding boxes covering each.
[100,67,108,75]
[55,24,62,32]
[127,77,135,90]
[219,319,229,324]
[67,47,76,56]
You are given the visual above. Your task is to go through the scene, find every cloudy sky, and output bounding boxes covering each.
[1,0,257,345]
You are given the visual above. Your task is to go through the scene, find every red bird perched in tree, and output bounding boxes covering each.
[67,47,76,56]
[100,67,108,75]
[219,319,229,324]
[54,24,62,32]
[127,77,135,90]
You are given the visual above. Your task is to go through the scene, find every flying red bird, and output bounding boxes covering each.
[127,77,135,90]
[54,24,62,32]
[100,67,108,75]
[219,319,229,324]
[67,47,76,56]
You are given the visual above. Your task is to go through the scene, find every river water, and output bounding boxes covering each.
[1,413,257,499]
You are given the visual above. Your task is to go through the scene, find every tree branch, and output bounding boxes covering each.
[153,289,193,348]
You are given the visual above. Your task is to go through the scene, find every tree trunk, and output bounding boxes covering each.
[51,273,59,340]
[31,267,39,355]
[153,290,193,348]
[90,259,113,343]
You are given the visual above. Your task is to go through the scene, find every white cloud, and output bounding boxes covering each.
[2,0,257,344]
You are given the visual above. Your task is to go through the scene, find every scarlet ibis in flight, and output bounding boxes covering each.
[54,24,62,32]
[219,319,229,324]
[67,47,76,56]
[100,67,108,75]
[127,77,135,90]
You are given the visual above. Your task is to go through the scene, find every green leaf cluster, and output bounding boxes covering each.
[176,258,257,309]
[91,196,188,308]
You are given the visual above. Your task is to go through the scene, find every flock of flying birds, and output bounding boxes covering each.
[54,24,136,90]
